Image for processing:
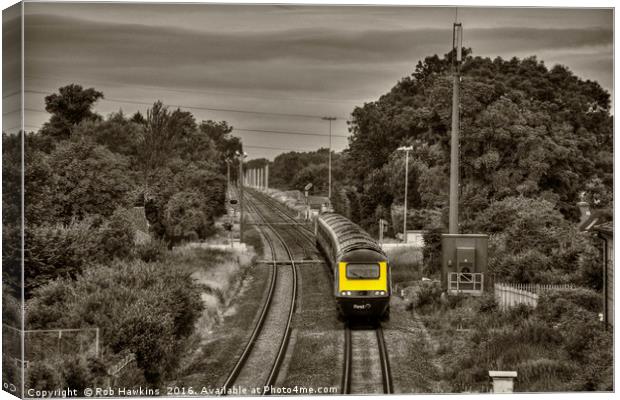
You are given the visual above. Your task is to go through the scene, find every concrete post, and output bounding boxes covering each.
[489,371,517,393]
[265,164,269,190]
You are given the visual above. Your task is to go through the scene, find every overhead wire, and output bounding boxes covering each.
[25,73,361,105]
[22,89,348,120]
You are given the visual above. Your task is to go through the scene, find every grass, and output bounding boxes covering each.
[169,226,271,388]
[382,296,444,393]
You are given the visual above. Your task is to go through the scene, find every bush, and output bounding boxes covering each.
[99,208,136,259]
[26,259,204,385]
[134,238,168,263]
[26,360,63,391]
[446,292,467,309]
[413,280,442,309]
[536,288,602,323]
[24,219,102,297]
[477,293,498,313]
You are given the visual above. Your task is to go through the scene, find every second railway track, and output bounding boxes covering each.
[221,188,298,394]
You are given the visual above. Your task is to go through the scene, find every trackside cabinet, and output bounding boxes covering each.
[441,234,489,295]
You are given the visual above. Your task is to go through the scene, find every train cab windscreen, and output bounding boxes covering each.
[346,263,380,279]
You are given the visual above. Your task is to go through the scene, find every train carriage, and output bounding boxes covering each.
[315,213,391,319]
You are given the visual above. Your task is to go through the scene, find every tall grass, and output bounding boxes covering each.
[168,245,257,336]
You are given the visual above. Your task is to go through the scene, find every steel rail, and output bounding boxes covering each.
[221,189,278,394]
[376,325,394,394]
[341,323,393,395]
[242,191,299,395]
[246,189,315,260]
[341,324,352,394]
[247,189,315,238]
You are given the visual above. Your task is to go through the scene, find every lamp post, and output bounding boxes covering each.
[322,116,337,200]
[397,146,413,243]
[236,150,247,242]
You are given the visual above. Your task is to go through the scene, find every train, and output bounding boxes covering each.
[315,212,391,320]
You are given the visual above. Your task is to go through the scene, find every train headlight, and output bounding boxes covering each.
[340,291,346,296]
[347,291,352,296]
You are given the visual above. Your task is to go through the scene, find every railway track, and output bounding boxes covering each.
[342,323,393,394]
[221,188,298,395]
[241,188,393,395]
[246,190,317,261]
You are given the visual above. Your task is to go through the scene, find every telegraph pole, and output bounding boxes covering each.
[449,22,462,234]
[322,116,337,200]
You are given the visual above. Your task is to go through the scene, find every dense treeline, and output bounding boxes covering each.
[269,50,612,288]
[346,50,611,227]
[2,84,241,389]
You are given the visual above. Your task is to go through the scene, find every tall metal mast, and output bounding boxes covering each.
[449,22,462,234]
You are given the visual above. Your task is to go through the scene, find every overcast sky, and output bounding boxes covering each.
[4,3,613,160]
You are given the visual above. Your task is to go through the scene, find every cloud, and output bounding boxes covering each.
[19,10,613,156]
[25,14,611,66]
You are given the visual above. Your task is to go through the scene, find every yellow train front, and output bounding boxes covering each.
[316,213,391,320]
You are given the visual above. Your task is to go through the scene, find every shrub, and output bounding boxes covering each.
[26,360,63,391]
[477,293,499,313]
[536,288,602,323]
[413,280,442,309]
[24,219,102,297]
[60,355,93,393]
[26,259,204,385]
[446,292,467,309]
[99,208,136,259]
[135,238,168,263]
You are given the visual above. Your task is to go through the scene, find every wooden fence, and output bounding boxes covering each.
[494,282,576,309]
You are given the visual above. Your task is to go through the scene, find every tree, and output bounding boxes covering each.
[163,191,213,244]
[48,139,133,223]
[74,111,142,158]
[137,101,197,188]
[41,84,103,139]
[344,51,611,233]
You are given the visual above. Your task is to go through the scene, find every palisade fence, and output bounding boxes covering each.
[494,282,576,309]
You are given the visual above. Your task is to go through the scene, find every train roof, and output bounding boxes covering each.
[318,212,385,257]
